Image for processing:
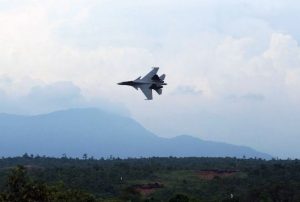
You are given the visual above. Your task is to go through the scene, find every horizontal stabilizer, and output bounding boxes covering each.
[155,88,162,95]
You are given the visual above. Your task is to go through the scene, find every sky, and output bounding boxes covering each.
[0,0,300,158]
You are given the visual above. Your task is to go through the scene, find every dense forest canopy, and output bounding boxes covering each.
[0,155,300,201]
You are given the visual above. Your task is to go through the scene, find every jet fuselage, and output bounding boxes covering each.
[118,79,166,89]
[118,67,166,100]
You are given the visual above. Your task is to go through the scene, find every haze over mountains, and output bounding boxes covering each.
[0,108,271,159]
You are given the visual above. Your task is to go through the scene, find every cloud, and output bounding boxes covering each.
[0,1,300,157]
[0,75,12,85]
[0,80,84,114]
[241,93,265,101]
[24,81,84,112]
[0,79,129,116]
[226,93,265,102]
[28,81,82,104]
[172,85,202,95]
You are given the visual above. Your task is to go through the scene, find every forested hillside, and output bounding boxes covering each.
[0,156,299,201]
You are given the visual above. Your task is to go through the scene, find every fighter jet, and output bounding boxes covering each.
[118,67,167,100]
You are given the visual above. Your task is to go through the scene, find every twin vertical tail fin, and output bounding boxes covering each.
[159,74,166,81]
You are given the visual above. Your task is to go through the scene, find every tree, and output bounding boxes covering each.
[169,194,189,202]
[83,153,88,160]
[3,165,48,202]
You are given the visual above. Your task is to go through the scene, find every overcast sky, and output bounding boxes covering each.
[0,0,300,158]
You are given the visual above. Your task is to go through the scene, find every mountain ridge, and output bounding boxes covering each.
[0,108,272,159]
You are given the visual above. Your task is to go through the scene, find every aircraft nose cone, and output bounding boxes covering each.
[118,81,133,85]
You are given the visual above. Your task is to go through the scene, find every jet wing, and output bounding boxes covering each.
[142,67,159,81]
[140,85,153,100]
